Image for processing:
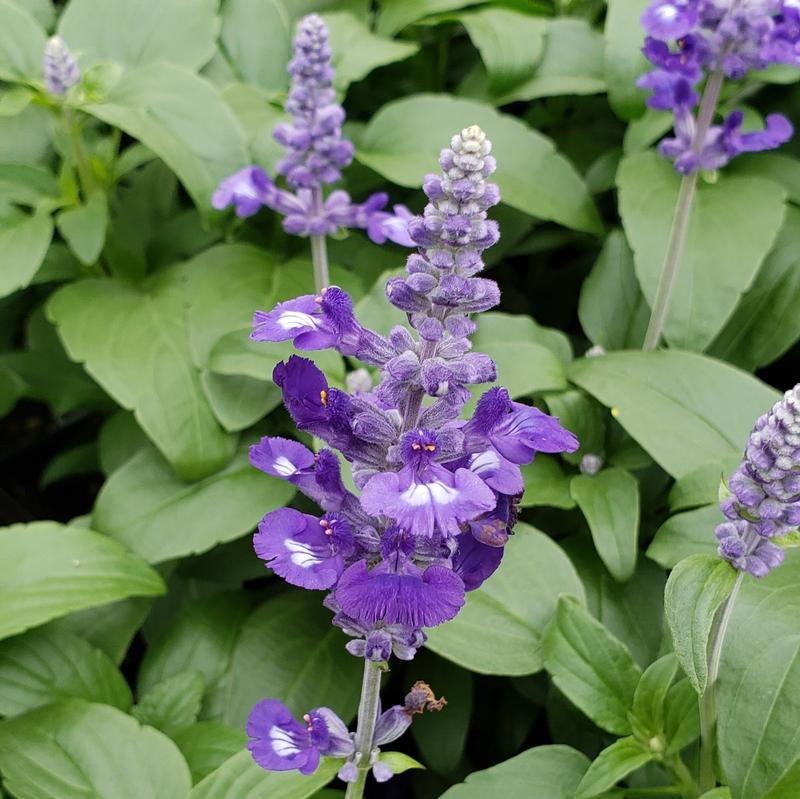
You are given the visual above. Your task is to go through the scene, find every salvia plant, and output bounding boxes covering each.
[1,2,800,799]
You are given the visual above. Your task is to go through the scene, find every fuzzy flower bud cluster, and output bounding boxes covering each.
[716,384,800,577]
[243,126,578,778]
[43,36,80,96]
[212,14,411,245]
[638,0,797,173]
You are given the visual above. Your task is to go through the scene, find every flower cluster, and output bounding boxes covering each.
[244,125,578,777]
[213,14,411,246]
[638,0,797,173]
[716,384,800,577]
[43,36,80,96]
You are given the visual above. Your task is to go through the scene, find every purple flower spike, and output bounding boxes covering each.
[638,0,798,172]
[247,699,353,775]
[253,508,352,590]
[715,384,800,577]
[43,36,80,96]
[212,166,273,217]
[274,14,353,190]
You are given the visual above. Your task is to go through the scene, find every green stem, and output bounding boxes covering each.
[698,571,744,794]
[310,186,330,293]
[642,70,725,351]
[344,661,383,799]
[63,107,96,199]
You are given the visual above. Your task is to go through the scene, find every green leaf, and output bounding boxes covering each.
[575,737,653,798]
[565,538,666,669]
[0,521,164,641]
[41,442,98,488]
[325,11,418,92]
[568,350,779,478]
[0,700,191,799]
[173,721,247,784]
[378,751,425,774]
[93,445,293,564]
[47,268,237,480]
[475,19,605,105]
[201,371,277,432]
[664,554,737,694]
[570,468,640,582]
[0,627,131,716]
[0,163,58,205]
[409,651,472,774]
[647,505,721,569]
[700,791,732,799]
[376,0,485,36]
[55,193,108,266]
[426,524,585,675]
[187,750,339,799]
[709,205,800,370]
[58,0,219,70]
[83,64,249,211]
[51,596,154,666]
[664,677,700,754]
[543,596,642,735]
[92,448,294,563]
[133,670,205,737]
[668,456,741,512]
[219,0,291,93]
[544,389,606,466]
[223,83,287,169]
[631,654,679,740]
[138,591,253,696]
[98,411,148,476]
[617,152,787,349]
[520,457,575,510]
[718,551,800,799]
[458,8,546,96]
[604,0,650,120]
[0,209,54,299]
[0,0,46,82]
[437,745,592,799]
[475,311,573,365]
[207,591,362,728]
[578,229,648,350]
[357,93,602,234]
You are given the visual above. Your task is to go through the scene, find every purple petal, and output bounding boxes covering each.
[253,508,344,590]
[247,699,319,775]
[452,532,504,591]
[467,447,524,494]
[360,463,496,537]
[251,295,322,343]
[490,403,578,463]
[249,436,315,479]
[335,559,465,627]
[641,0,698,39]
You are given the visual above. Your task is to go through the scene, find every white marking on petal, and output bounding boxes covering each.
[278,311,318,331]
[400,481,459,507]
[469,450,500,475]
[272,455,298,476]
[269,725,301,757]
[656,4,678,20]
[285,539,324,568]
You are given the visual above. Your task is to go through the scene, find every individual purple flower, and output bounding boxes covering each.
[247,699,353,774]
[638,0,797,172]
[335,555,465,628]
[43,36,80,96]
[249,436,315,479]
[715,384,800,577]
[360,429,496,538]
[271,355,329,430]
[451,532,504,590]
[212,166,273,217]
[251,288,361,356]
[366,205,415,247]
[253,508,353,590]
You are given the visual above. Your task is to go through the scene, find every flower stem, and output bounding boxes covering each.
[63,107,97,199]
[310,186,330,293]
[344,661,383,799]
[698,571,744,795]
[642,70,725,351]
